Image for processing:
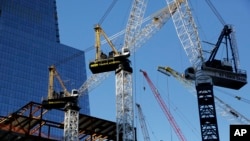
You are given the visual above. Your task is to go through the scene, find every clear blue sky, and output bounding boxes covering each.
[56,0,250,140]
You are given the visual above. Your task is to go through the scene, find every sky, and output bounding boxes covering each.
[56,0,250,141]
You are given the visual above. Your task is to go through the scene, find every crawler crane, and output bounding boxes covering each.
[164,0,247,140]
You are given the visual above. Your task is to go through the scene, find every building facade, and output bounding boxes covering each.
[0,0,90,137]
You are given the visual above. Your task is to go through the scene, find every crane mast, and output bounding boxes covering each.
[136,103,151,141]
[195,70,220,141]
[140,69,187,141]
[165,0,219,140]
[116,65,134,141]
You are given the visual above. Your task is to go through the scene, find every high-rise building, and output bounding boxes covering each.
[0,0,90,134]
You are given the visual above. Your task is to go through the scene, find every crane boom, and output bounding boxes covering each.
[165,0,203,70]
[78,0,184,97]
[124,0,147,49]
[136,103,151,141]
[140,69,187,141]
[158,66,250,124]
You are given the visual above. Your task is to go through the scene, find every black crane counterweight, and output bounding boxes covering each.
[201,64,247,90]
[89,53,130,74]
[89,25,131,74]
[201,25,247,90]
[42,65,79,109]
[185,25,247,90]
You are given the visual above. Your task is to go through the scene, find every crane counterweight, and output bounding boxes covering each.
[89,25,131,74]
[201,25,247,90]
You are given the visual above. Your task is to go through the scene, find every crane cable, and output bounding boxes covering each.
[142,73,200,140]
[215,88,250,105]
[204,1,250,105]
[98,0,118,25]
[205,0,226,26]
[52,0,118,67]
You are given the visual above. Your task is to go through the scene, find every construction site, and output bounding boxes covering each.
[0,0,250,141]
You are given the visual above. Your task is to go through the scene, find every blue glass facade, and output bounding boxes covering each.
[0,0,90,133]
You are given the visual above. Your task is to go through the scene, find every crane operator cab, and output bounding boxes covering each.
[71,89,79,97]
[121,47,130,57]
[89,25,131,74]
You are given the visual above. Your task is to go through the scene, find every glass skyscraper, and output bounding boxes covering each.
[0,0,90,136]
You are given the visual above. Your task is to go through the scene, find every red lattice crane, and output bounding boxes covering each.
[140,69,187,141]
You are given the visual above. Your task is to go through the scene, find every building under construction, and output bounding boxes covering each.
[0,101,118,141]
[1,0,249,141]
[0,0,93,140]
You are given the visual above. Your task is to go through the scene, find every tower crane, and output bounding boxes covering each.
[158,66,250,124]
[78,0,185,96]
[164,0,247,140]
[87,0,184,140]
[42,65,80,141]
[90,23,134,141]
[140,69,187,141]
[136,103,151,141]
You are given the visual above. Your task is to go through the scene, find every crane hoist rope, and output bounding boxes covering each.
[98,0,118,25]
[205,0,225,26]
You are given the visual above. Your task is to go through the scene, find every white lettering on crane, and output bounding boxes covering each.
[198,90,211,94]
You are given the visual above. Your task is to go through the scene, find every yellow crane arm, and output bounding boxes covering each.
[48,65,70,99]
[94,24,119,61]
